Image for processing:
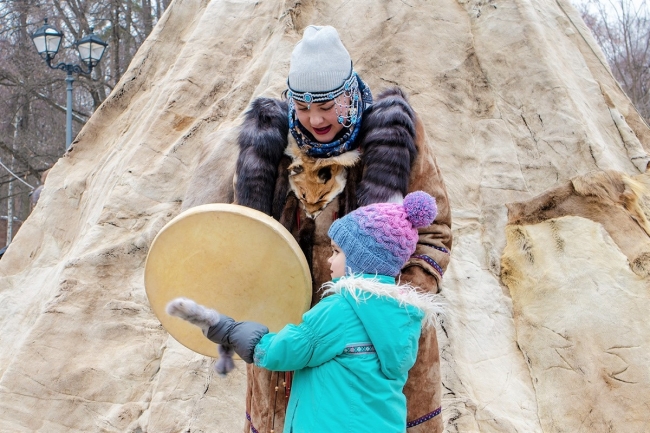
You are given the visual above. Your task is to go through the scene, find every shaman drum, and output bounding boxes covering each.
[145,203,312,358]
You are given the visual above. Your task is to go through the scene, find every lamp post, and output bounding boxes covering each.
[31,18,107,151]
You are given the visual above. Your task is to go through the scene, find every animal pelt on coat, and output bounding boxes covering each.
[233,88,418,219]
[233,97,289,215]
[356,87,418,206]
[285,136,360,218]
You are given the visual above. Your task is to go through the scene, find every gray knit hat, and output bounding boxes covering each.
[288,25,352,93]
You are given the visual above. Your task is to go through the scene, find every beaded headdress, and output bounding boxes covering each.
[288,70,362,127]
[287,72,373,158]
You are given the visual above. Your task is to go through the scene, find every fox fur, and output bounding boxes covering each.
[285,136,360,218]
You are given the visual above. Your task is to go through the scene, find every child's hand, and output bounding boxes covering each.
[166,297,220,335]
[166,297,269,366]
[167,298,236,376]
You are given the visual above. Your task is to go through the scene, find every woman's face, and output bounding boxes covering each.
[328,240,347,279]
[294,95,351,143]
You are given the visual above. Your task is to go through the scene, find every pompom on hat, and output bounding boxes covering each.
[288,25,352,93]
[328,191,437,277]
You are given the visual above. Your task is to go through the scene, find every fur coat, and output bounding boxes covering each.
[233,88,452,433]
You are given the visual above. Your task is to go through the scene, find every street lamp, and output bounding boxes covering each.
[31,18,107,151]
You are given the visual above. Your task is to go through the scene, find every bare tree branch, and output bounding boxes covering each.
[577,0,650,121]
[0,141,44,181]
[0,0,169,225]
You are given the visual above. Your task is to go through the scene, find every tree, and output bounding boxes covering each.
[575,0,650,122]
[0,0,167,246]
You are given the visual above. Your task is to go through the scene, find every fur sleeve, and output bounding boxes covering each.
[356,87,418,206]
[401,113,453,293]
[234,97,289,214]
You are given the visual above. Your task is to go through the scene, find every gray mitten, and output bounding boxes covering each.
[205,314,269,364]
[166,297,235,375]
[166,297,269,364]
[214,344,235,376]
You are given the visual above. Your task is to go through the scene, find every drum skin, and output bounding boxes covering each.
[145,203,312,357]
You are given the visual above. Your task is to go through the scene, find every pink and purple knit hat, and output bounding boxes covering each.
[328,191,437,277]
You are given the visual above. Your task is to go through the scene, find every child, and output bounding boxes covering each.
[167,191,444,432]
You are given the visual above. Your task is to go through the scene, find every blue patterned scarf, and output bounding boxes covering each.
[288,73,373,158]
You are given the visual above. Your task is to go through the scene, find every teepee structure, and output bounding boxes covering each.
[1,0,648,431]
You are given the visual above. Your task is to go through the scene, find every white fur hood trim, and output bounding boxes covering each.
[321,275,445,328]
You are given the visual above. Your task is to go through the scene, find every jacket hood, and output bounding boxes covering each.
[321,274,444,379]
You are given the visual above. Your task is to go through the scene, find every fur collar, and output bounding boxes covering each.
[284,135,361,218]
[320,274,445,328]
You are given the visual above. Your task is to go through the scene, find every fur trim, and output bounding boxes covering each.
[214,344,235,376]
[235,98,289,214]
[320,275,445,328]
[356,87,418,206]
[166,297,220,334]
[271,156,292,221]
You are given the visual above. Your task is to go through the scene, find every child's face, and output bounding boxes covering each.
[328,240,346,279]
[294,94,351,143]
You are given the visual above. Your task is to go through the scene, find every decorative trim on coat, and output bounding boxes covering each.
[321,274,445,328]
[411,254,445,277]
[342,342,376,355]
[407,406,442,428]
[245,412,259,433]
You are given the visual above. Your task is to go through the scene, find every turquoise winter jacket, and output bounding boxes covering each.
[253,274,442,433]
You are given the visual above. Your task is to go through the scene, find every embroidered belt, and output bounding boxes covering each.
[407,406,442,428]
[343,343,376,355]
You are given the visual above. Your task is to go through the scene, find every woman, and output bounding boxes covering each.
[234,25,452,433]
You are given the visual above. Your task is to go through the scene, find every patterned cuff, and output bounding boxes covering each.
[430,245,450,255]
[411,254,444,277]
